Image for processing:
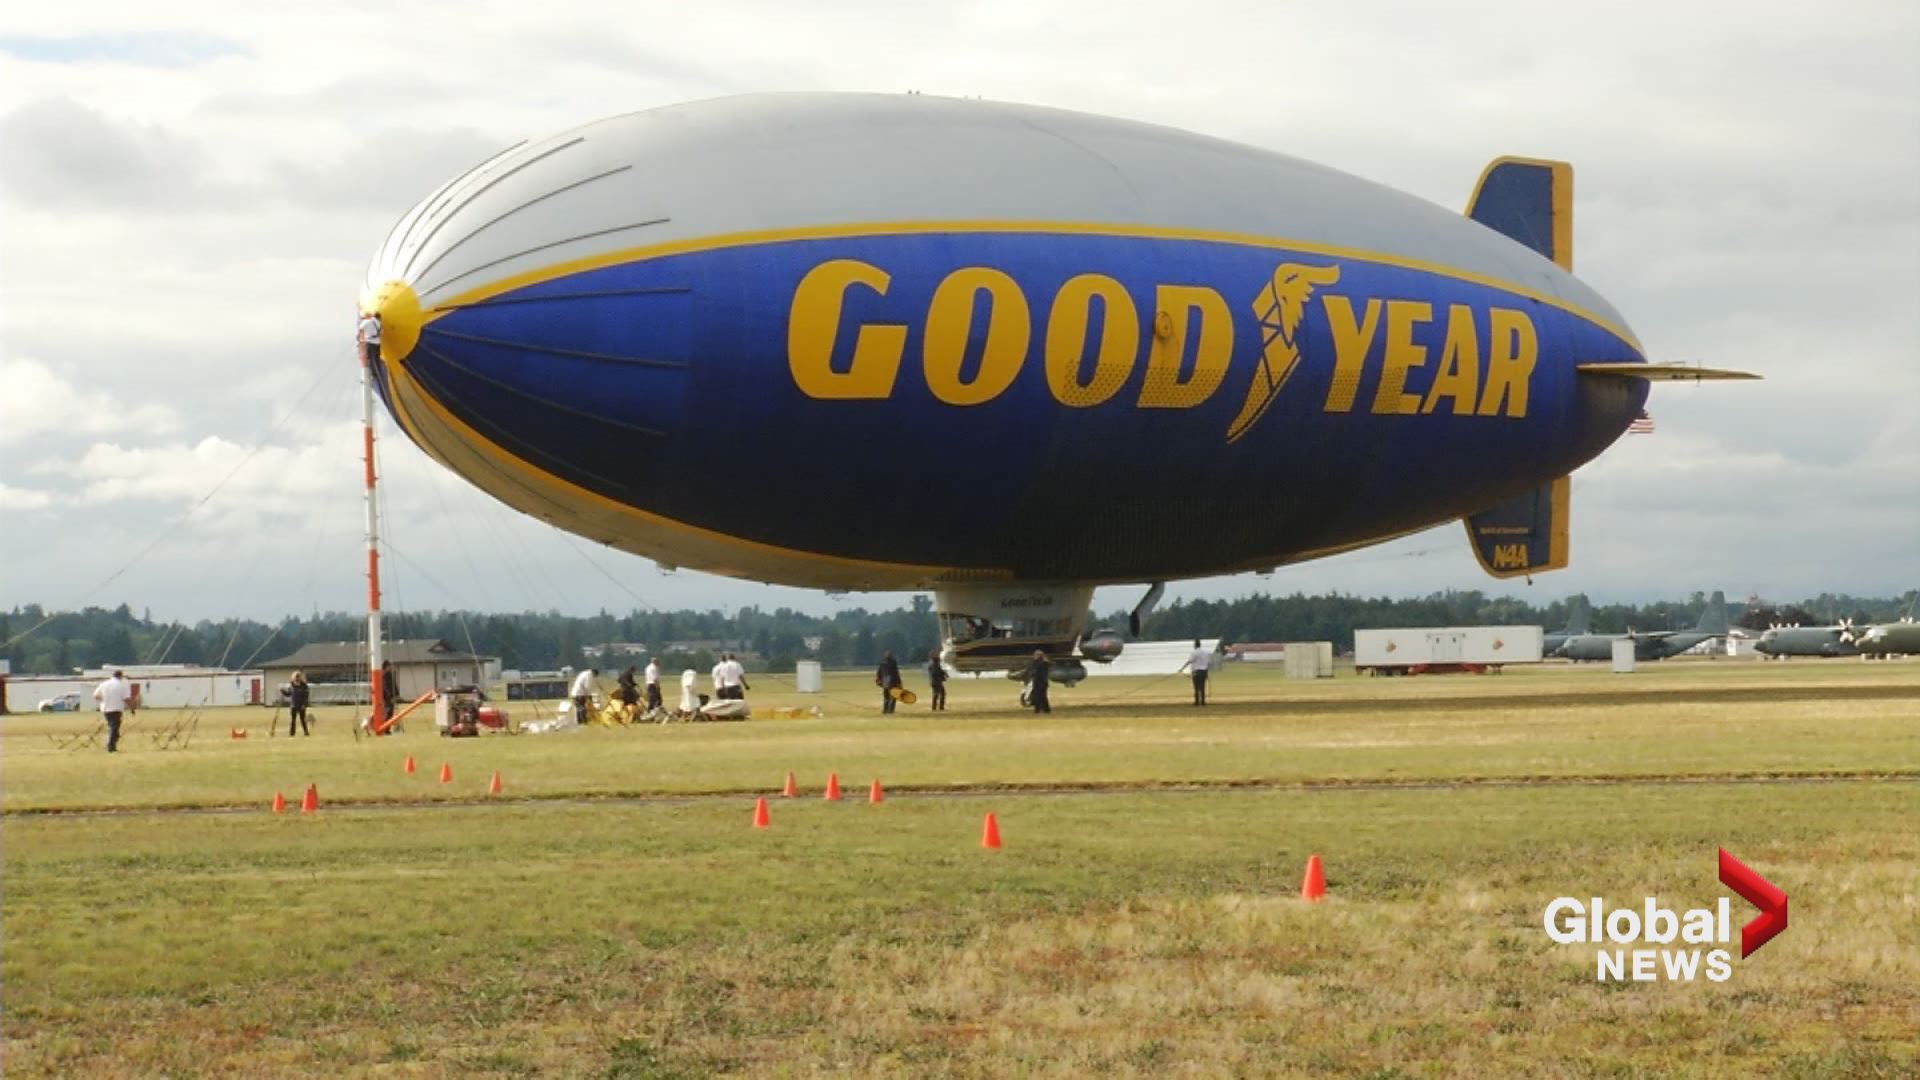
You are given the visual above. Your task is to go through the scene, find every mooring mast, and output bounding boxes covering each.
[358,330,387,733]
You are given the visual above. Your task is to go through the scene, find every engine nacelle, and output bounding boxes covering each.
[1080,629,1126,663]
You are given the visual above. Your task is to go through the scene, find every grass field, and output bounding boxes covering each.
[5,661,1918,1076]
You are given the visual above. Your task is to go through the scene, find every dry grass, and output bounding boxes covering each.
[4,661,1918,1075]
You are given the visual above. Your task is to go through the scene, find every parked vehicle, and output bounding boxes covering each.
[38,692,82,712]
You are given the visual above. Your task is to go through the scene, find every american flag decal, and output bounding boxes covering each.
[1628,410,1655,435]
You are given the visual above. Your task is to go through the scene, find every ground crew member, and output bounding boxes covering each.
[718,653,748,700]
[617,666,639,707]
[1179,639,1212,706]
[1025,651,1051,714]
[288,671,312,736]
[644,658,663,712]
[380,660,399,717]
[570,667,598,725]
[925,650,949,711]
[92,669,132,752]
[357,310,381,364]
[875,650,902,713]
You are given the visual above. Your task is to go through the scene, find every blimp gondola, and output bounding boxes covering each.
[360,93,1752,673]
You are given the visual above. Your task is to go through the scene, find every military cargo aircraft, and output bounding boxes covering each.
[1754,622,1860,659]
[1559,591,1730,661]
[1856,617,1920,658]
[1542,595,1591,657]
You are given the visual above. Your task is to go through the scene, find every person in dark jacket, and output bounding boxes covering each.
[288,672,312,736]
[380,660,399,716]
[617,666,640,708]
[875,651,902,714]
[1025,650,1051,714]
[925,650,949,711]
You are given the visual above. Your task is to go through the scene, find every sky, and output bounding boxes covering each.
[2,1,1916,625]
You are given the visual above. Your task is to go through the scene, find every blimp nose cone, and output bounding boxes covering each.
[361,279,423,365]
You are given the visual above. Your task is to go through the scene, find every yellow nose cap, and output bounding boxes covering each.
[363,280,422,364]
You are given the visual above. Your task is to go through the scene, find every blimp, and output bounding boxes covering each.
[361,93,1752,678]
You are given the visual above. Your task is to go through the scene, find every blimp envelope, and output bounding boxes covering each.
[357,93,1707,597]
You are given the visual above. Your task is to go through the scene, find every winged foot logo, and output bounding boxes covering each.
[1226,263,1342,442]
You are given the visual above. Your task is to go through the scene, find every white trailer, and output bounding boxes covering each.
[1353,626,1543,675]
[7,668,264,710]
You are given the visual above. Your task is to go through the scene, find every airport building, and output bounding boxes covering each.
[258,639,498,706]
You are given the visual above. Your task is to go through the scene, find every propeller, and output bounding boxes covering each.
[1837,618,1857,644]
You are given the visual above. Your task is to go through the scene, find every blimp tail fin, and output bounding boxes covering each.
[1463,475,1571,579]
[1465,157,1573,271]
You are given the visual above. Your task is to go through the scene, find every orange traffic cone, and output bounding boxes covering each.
[782,770,799,798]
[300,784,318,814]
[1300,854,1326,901]
[868,778,884,805]
[980,812,1002,849]
[439,762,452,783]
[271,791,286,814]
[404,755,416,775]
[824,773,842,801]
[752,797,771,829]
[488,770,502,795]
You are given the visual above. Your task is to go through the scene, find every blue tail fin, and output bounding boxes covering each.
[1466,157,1572,270]
[1465,475,1571,579]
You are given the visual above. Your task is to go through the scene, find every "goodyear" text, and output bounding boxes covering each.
[786,259,1539,438]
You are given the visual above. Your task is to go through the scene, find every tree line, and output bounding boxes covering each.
[2,590,1912,676]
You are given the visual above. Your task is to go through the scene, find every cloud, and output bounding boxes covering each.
[30,425,358,517]
[0,98,244,210]
[272,126,510,212]
[0,31,247,69]
[0,357,181,447]
[0,482,54,510]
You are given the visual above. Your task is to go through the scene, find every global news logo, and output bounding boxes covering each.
[1541,849,1788,982]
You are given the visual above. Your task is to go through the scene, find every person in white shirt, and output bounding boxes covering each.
[710,659,726,703]
[717,653,749,700]
[357,311,382,364]
[569,668,598,726]
[1178,640,1213,707]
[643,659,663,712]
[679,668,697,713]
[93,669,133,752]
